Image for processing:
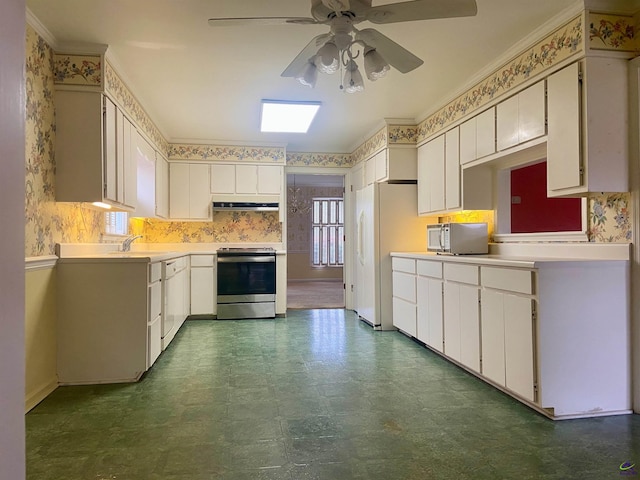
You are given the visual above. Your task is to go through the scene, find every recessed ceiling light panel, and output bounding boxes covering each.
[260,100,321,133]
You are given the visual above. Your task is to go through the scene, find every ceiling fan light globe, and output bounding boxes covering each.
[315,41,340,74]
[297,60,318,88]
[364,48,390,81]
[343,60,364,93]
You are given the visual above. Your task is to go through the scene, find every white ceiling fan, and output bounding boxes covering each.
[208,0,477,92]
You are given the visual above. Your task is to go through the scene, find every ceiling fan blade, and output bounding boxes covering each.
[281,33,332,77]
[365,0,477,24]
[208,17,319,27]
[356,28,423,73]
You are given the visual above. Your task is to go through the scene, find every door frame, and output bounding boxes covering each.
[284,166,353,310]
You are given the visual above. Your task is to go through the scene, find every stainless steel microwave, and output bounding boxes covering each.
[427,223,488,255]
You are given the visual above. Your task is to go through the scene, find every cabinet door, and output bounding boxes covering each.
[190,266,214,314]
[417,277,443,352]
[504,295,535,402]
[459,285,480,372]
[169,162,190,218]
[104,97,118,203]
[459,117,476,165]
[392,296,417,337]
[416,276,429,343]
[155,153,169,219]
[235,165,258,194]
[518,81,546,143]
[374,149,387,182]
[257,165,282,194]
[364,155,377,186]
[210,164,236,194]
[475,107,496,158]
[443,283,461,363]
[427,135,445,213]
[189,163,211,219]
[496,95,519,151]
[115,108,126,204]
[351,163,365,191]
[417,143,429,214]
[547,62,581,192]
[134,129,155,217]
[444,128,461,210]
[480,290,506,387]
[122,116,136,208]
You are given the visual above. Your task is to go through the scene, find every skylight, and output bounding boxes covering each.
[260,100,321,133]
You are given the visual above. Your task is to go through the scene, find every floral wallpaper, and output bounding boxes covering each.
[587,193,632,243]
[53,54,101,86]
[286,152,352,168]
[25,25,104,257]
[169,144,285,163]
[439,211,495,241]
[287,186,344,253]
[388,125,418,145]
[129,212,282,243]
[588,13,636,52]
[416,15,583,143]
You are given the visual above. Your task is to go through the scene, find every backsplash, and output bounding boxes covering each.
[25,25,103,257]
[129,212,282,243]
[588,193,632,243]
[438,211,495,239]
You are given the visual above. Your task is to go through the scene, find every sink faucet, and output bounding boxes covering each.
[122,235,143,252]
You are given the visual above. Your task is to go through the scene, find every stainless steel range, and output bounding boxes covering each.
[216,247,276,319]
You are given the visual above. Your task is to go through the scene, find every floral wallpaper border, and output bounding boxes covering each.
[168,144,285,163]
[53,53,102,86]
[588,13,637,52]
[286,152,352,168]
[414,15,583,144]
[104,61,168,155]
[351,128,387,165]
[388,125,419,145]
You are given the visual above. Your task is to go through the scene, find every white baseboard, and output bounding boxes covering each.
[25,379,58,413]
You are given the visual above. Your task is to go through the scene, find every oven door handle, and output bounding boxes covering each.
[217,255,276,263]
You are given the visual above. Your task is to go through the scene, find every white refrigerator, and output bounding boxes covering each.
[355,182,429,330]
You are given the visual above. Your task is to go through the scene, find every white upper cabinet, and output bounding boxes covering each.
[459,107,495,165]
[211,163,283,196]
[155,152,169,219]
[55,91,137,210]
[497,81,546,151]
[417,128,462,215]
[547,58,628,196]
[365,147,417,186]
[169,162,210,220]
[133,130,156,218]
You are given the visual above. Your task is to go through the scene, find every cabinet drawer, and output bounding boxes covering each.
[444,263,478,285]
[191,254,214,267]
[149,262,162,283]
[392,257,416,274]
[393,271,416,303]
[417,260,442,279]
[149,281,161,320]
[481,266,533,294]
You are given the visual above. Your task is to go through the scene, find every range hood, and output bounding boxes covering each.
[212,195,280,212]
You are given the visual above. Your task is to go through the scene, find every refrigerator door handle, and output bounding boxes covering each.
[357,210,365,266]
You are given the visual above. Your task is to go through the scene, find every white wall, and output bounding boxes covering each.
[0,0,26,478]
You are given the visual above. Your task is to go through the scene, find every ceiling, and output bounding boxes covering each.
[25,0,627,154]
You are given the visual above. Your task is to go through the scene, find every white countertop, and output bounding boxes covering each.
[391,242,630,268]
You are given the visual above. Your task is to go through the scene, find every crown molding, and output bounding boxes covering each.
[416,0,585,124]
[26,8,57,48]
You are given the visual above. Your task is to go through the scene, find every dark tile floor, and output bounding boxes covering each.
[27,309,640,479]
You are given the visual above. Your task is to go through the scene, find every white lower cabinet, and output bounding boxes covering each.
[416,260,443,352]
[443,265,480,373]
[392,258,417,336]
[190,254,216,315]
[147,262,162,369]
[390,253,631,419]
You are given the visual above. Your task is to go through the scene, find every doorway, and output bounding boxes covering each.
[286,173,345,309]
